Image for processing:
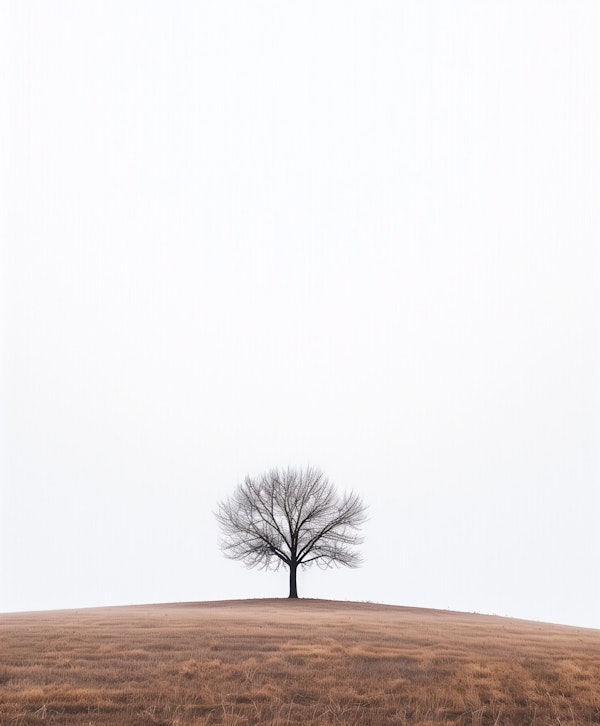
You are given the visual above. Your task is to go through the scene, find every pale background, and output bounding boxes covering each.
[1,1,599,629]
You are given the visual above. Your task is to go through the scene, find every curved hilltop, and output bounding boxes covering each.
[1,599,599,725]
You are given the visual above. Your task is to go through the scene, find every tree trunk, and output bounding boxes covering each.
[288,562,298,598]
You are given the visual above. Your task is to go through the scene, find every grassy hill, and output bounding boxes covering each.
[1,599,599,725]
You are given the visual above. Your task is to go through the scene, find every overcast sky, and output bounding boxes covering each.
[1,1,599,629]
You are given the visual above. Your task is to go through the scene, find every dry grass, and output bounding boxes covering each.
[1,599,599,725]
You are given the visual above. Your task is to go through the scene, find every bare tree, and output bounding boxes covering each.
[215,466,367,598]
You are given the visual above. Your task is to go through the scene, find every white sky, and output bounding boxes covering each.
[1,1,599,629]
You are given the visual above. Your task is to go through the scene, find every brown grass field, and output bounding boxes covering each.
[1,599,599,725]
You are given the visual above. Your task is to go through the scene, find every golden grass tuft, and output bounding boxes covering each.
[1,599,599,725]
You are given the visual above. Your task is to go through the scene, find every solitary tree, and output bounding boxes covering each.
[215,466,367,598]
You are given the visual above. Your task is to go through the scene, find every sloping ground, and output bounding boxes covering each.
[1,599,599,725]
